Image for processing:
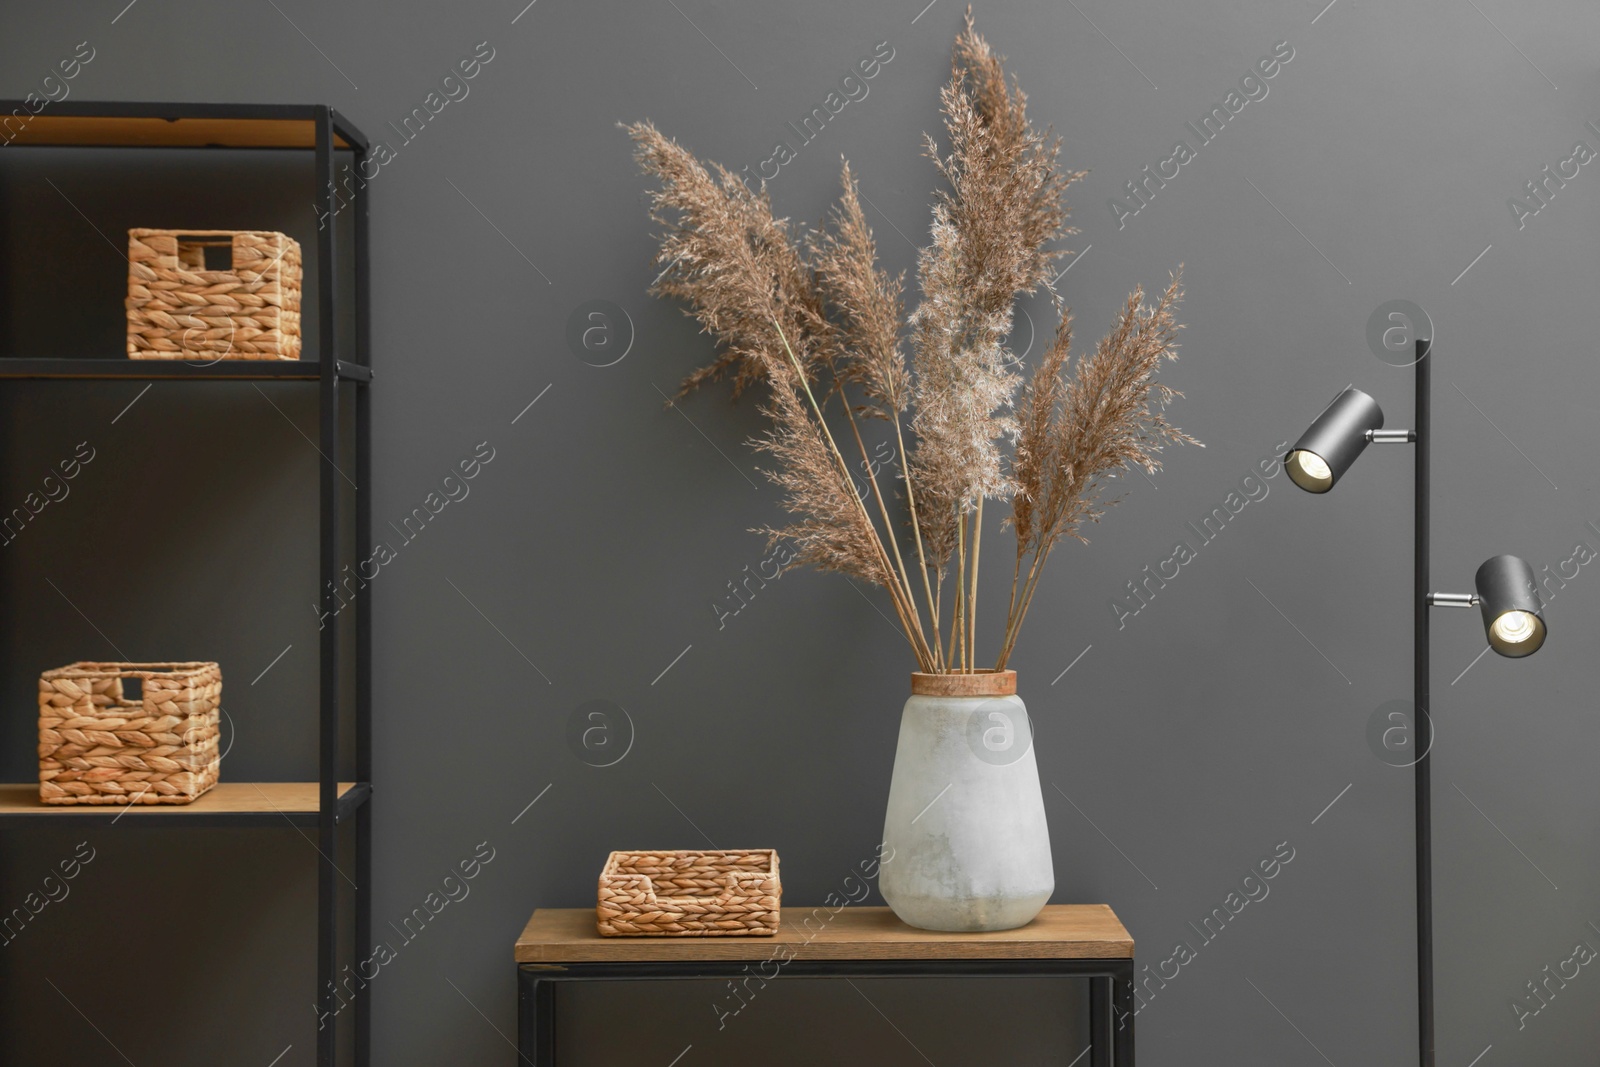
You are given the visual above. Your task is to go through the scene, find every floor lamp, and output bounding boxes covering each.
[1282,338,1548,1067]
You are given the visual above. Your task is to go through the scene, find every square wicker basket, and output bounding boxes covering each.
[38,662,222,805]
[597,849,781,937]
[126,228,302,361]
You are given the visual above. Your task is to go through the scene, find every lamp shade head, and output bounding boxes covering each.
[1285,386,1385,493]
[1474,554,1546,658]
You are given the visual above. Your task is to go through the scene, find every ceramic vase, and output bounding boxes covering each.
[879,669,1054,932]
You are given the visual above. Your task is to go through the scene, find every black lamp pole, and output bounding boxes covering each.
[1413,337,1434,1067]
[1285,336,1547,1067]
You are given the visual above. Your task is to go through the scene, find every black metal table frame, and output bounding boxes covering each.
[518,958,1135,1065]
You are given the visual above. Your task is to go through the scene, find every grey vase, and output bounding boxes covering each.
[879,670,1054,932]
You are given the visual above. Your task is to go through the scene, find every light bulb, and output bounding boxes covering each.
[1286,449,1335,492]
[1293,451,1331,480]
[1491,610,1537,645]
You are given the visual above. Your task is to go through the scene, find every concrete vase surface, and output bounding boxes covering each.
[879,670,1054,932]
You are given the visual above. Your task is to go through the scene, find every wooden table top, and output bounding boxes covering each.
[515,905,1132,963]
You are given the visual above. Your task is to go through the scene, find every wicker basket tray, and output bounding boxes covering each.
[597,849,781,937]
[38,662,222,805]
[126,228,302,361]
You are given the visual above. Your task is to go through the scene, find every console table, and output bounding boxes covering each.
[515,904,1135,1065]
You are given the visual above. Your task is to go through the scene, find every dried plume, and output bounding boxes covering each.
[624,121,828,400]
[809,161,909,420]
[907,10,1085,569]
[626,15,1194,673]
[998,270,1197,666]
[625,121,889,589]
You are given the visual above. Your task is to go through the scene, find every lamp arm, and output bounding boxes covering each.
[1427,592,1478,609]
[1367,428,1418,443]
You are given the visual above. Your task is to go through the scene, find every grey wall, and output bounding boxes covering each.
[2,0,1598,1064]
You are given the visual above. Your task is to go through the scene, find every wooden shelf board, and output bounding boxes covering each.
[515,905,1133,963]
[0,781,364,826]
[2,113,352,149]
[0,358,369,382]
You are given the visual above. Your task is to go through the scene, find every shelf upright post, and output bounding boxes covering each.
[314,104,343,1067]
[348,107,374,1067]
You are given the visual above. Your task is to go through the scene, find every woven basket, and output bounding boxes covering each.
[38,662,222,805]
[597,849,781,937]
[126,228,302,360]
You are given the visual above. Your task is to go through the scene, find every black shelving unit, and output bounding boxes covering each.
[0,101,372,1067]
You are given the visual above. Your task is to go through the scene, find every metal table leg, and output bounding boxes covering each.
[1112,966,1135,1067]
[1089,976,1110,1067]
[519,969,555,1065]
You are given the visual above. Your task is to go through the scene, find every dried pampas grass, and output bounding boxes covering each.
[626,10,1196,673]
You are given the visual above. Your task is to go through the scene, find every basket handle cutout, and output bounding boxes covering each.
[118,676,143,704]
[713,870,767,905]
[173,236,237,272]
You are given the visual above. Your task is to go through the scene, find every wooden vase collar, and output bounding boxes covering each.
[909,669,1017,697]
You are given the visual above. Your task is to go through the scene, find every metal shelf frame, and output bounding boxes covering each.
[0,100,373,1067]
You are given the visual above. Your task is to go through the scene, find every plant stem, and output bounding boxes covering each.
[997,537,1037,669]
[894,414,942,672]
[953,511,967,672]
[1002,542,1023,666]
[841,399,926,654]
[968,497,983,672]
[996,538,1054,670]
[772,321,935,670]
